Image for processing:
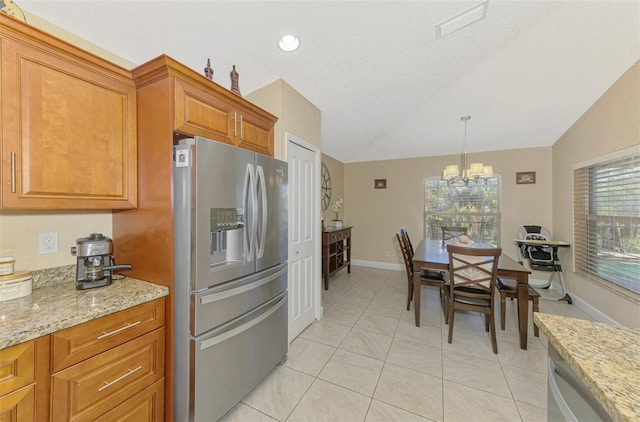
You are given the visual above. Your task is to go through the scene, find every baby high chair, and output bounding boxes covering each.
[514,225,572,304]
[517,226,553,270]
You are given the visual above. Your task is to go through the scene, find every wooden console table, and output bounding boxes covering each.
[322,226,352,290]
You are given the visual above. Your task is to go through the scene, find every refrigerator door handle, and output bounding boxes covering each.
[244,163,257,262]
[199,265,287,305]
[256,165,268,259]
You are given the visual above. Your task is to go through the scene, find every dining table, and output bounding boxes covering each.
[412,239,532,350]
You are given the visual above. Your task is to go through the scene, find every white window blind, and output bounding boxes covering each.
[424,177,501,246]
[573,147,640,297]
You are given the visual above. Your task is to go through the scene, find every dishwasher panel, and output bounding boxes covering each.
[547,344,611,422]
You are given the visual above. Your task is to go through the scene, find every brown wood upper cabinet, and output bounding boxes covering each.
[0,16,137,209]
[133,54,276,157]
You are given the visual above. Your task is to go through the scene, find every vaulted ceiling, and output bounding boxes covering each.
[18,1,640,163]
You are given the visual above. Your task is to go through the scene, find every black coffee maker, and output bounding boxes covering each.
[70,233,132,290]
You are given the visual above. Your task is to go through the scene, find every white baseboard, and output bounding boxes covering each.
[350,261,619,325]
[351,259,404,272]
[567,289,619,325]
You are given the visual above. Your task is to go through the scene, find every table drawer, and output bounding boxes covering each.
[51,328,164,421]
[0,340,35,396]
[51,298,165,372]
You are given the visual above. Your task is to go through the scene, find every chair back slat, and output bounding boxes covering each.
[401,226,414,256]
[447,245,501,298]
[396,231,413,280]
[441,226,468,245]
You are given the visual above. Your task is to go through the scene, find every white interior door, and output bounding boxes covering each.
[287,134,320,342]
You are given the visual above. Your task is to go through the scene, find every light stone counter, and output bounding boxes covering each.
[0,276,168,350]
[534,313,640,422]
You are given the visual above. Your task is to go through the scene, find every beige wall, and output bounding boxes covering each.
[246,79,322,160]
[0,210,111,271]
[23,11,136,69]
[552,60,640,327]
[344,148,553,266]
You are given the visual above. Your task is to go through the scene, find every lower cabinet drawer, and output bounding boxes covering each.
[0,340,35,396]
[0,384,35,421]
[51,298,165,372]
[51,328,165,421]
[93,379,164,422]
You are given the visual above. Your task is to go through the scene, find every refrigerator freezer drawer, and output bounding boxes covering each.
[191,264,287,336]
[191,292,288,422]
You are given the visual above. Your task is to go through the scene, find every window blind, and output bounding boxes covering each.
[573,149,640,298]
[424,177,501,246]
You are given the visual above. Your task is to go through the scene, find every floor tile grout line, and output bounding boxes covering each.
[278,266,589,422]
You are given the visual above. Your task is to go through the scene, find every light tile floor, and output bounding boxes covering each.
[221,266,592,422]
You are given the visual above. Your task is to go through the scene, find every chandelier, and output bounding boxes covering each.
[442,116,493,185]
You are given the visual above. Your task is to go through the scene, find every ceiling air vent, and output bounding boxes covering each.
[436,1,489,39]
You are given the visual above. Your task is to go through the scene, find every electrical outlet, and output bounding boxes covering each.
[39,232,59,254]
[385,250,391,257]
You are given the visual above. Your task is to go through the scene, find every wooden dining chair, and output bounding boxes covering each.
[496,278,540,337]
[441,226,468,246]
[396,231,447,316]
[400,227,448,302]
[445,244,502,354]
[400,226,414,256]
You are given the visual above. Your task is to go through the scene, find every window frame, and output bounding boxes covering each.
[423,176,501,246]
[573,145,640,299]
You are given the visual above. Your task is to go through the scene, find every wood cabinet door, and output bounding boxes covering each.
[233,106,275,156]
[0,341,35,396]
[174,79,235,144]
[0,385,35,421]
[0,37,137,209]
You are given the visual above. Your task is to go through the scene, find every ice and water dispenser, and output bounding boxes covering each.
[209,208,245,269]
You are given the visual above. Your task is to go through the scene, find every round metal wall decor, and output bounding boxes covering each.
[321,162,332,212]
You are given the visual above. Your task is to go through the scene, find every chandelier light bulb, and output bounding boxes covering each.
[442,115,494,185]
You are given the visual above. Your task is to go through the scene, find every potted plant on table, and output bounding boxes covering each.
[330,195,344,228]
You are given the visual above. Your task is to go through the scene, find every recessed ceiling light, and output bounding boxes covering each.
[278,35,300,52]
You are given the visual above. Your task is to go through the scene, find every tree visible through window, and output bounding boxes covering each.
[573,147,640,296]
[424,177,501,246]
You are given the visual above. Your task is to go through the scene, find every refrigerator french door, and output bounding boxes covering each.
[173,136,288,421]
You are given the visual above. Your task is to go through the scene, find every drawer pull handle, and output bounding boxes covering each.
[98,365,143,392]
[97,320,142,340]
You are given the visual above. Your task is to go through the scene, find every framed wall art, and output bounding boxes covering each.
[374,179,387,189]
[516,171,536,184]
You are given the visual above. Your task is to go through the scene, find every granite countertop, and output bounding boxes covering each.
[534,313,640,422]
[0,276,168,350]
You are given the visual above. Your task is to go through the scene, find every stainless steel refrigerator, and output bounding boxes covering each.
[173,136,288,421]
